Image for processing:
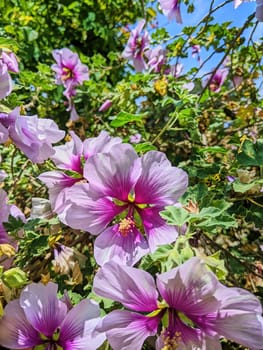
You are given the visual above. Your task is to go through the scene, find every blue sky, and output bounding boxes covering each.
[154,0,263,77]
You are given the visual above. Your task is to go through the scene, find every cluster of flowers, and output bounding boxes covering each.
[0,258,262,349]
[0,28,263,349]
[122,19,185,75]
[39,131,188,266]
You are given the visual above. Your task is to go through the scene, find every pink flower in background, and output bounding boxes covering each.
[93,258,263,350]
[159,0,182,23]
[146,46,167,73]
[39,130,122,214]
[206,68,228,92]
[0,50,19,99]
[0,107,65,163]
[0,282,105,349]
[256,0,263,20]
[129,133,142,144]
[52,48,89,121]
[98,99,112,112]
[122,20,150,72]
[60,144,188,266]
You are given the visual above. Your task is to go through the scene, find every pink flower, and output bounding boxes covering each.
[93,258,263,350]
[52,48,89,120]
[38,131,122,214]
[0,282,105,349]
[146,46,167,73]
[256,0,263,20]
[159,0,182,23]
[0,107,65,163]
[129,133,142,144]
[0,50,19,99]
[60,144,188,266]
[206,68,228,92]
[122,20,150,72]
[98,99,112,112]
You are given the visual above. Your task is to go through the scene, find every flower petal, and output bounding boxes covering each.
[20,282,67,337]
[59,299,100,348]
[0,300,41,349]
[94,224,149,266]
[84,143,141,202]
[100,310,159,350]
[93,261,158,312]
[134,151,188,205]
[156,257,220,316]
[139,206,180,252]
[60,183,124,233]
[214,311,263,349]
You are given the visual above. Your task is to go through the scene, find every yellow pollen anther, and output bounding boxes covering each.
[161,330,182,350]
[118,217,135,237]
[62,67,73,81]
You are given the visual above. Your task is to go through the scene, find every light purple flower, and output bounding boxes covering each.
[122,20,150,72]
[98,99,112,112]
[60,144,188,266]
[0,50,19,99]
[0,189,25,268]
[52,48,89,120]
[159,0,182,23]
[206,68,228,92]
[0,189,25,245]
[146,46,167,73]
[1,51,19,73]
[129,133,142,144]
[0,282,105,349]
[93,257,263,350]
[256,0,263,20]
[0,107,65,163]
[52,48,89,97]
[38,130,122,213]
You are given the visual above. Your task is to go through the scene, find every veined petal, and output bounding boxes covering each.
[69,317,106,350]
[0,300,41,349]
[94,224,149,266]
[93,261,158,312]
[139,207,180,252]
[59,299,100,347]
[156,257,220,316]
[83,130,122,159]
[100,310,159,350]
[20,282,67,337]
[60,184,124,233]
[214,311,263,349]
[134,151,188,205]
[84,143,141,202]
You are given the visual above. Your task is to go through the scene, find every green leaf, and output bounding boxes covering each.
[232,179,262,193]
[110,111,146,127]
[237,139,263,166]
[160,206,190,227]
[134,142,157,153]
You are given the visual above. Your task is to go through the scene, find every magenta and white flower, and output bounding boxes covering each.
[159,0,182,23]
[0,107,65,163]
[60,143,188,266]
[0,282,105,349]
[122,20,150,72]
[93,257,263,350]
[39,130,122,214]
